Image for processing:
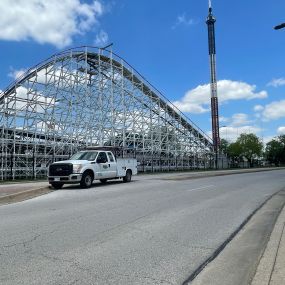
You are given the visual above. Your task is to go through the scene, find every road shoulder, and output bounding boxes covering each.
[186,189,285,285]
[251,197,285,285]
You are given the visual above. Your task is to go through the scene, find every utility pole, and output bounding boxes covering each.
[206,0,220,168]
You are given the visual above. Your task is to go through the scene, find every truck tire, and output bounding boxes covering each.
[123,170,132,183]
[100,179,107,184]
[80,171,93,188]
[51,182,64,189]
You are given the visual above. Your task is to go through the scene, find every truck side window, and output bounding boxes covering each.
[107,152,114,162]
[97,152,108,163]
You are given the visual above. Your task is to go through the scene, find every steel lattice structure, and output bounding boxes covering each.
[0,47,213,180]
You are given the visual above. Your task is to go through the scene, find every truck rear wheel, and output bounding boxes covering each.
[80,171,93,188]
[123,170,132,183]
[51,182,64,189]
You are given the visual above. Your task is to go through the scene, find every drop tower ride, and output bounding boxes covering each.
[206,0,220,157]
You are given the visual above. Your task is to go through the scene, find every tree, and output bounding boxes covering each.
[236,133,263,167]
[265,135,285,166]
[278,135,285,163]
[278,135,285,145]
[219,138,230,154]
[227,141,243,166]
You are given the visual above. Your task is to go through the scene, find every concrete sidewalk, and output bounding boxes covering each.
[251,203,285,285]
[0,181,50,205]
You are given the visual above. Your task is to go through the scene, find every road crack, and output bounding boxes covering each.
[2,233,41,249]
[39,252,93,275]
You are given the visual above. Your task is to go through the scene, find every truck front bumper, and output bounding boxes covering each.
[48,174,82,184]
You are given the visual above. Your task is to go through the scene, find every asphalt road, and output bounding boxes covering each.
[0,170,285,285]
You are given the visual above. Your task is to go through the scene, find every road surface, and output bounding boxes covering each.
[1,170,285,285]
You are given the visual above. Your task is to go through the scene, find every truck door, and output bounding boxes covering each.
[95,152,109,179]
[106,152,117,178]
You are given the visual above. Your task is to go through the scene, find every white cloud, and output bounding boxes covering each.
[0,0,104,48]
[219,116,229,123]
[94,30,109,46]
[262,100,285,121]
[219,125,262,142]
[217,112,262,141]
[231,113,252,127]
[177,103,209,114]
[172,14,195,29]
[262,136,274,144]
[8,68,27,80]
[173,80,267,114]
[253,105,264,112]
[277,126,285,135]
[267,78,285,87]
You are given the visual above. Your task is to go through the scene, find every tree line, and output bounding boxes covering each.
[220,133,285,167]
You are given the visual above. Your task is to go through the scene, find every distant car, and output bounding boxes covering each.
[48,149,137,189]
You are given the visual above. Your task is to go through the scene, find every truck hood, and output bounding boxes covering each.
[52,160,90,165]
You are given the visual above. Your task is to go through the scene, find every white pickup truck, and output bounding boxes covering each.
[48,148,137,189]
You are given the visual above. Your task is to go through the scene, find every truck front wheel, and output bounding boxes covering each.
[80,171,93,188]
[123,170,132,183]
[51,182,64,189]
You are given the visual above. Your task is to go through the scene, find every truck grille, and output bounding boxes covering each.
[49,163,73,176]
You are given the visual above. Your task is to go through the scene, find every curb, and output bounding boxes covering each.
[0,186,52,205]
[251,202,285,285]
[160,167,285,181]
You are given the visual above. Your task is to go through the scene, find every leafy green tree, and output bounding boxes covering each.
[265,135,285,166]
[219,138,230,154]
[278,135,285,163]
[227,141,242,165]
[236,133,263,167]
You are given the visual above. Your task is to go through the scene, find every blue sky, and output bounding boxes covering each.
[0,0,285,143]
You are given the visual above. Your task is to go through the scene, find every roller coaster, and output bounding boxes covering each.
[0,46,214,180]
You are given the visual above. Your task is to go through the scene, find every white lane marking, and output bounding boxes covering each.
[187,185,215,192]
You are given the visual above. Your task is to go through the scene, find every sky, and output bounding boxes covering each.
[0,0,285,144]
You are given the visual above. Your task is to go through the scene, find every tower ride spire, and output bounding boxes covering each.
[206,0,220,157]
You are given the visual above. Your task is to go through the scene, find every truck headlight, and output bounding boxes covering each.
[73,164,82,173]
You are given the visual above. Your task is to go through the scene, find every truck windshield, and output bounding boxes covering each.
[70,151,98,161]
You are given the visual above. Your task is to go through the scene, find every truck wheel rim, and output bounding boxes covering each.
[85,176,91,186]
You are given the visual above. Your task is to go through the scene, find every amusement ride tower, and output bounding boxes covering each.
[206,0,220,161]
